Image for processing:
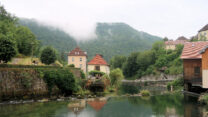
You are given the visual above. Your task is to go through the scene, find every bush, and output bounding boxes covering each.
[43,68,78,95]
[140,90,150,96]
[80,70,85,79]
[68,64,75,67]
[110,68,124,88]
[40,46,57,65]
[89,70,105,76]
[167,77,184,91]
[199,93,208,105]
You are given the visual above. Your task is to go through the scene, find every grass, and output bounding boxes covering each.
[140,90,150,97]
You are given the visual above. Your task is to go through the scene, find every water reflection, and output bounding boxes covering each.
[0,94,208,117]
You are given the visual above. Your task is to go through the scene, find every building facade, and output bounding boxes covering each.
[88,54,110,75]
[68,47,87,73]
[165,36,188,50]
[181,42,208,90]
[198,24,208,40]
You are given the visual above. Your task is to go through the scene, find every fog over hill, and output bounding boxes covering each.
[19,18,162,62]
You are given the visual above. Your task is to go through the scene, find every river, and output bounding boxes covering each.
[0,93,206,117]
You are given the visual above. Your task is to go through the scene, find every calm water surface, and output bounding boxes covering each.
[0,93,206,117]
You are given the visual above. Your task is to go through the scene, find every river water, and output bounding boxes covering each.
[0,93,207,117]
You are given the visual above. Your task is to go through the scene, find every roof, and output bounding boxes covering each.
[68,47,87,56]
[199,24,208,32]
[176,36,188,41]
[88,54,108,65]
[165,40,188,45]
[181,42,208,59]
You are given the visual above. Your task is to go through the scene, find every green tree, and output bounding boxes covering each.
[40,46,57,65]
[15,26,39,56]
[122,52,139,78]
[0,35,16,63]
[110,55,126,69]
[110,68,124,88]
[163,37,168,41]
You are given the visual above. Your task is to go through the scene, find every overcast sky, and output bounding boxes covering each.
[1,0,208,40]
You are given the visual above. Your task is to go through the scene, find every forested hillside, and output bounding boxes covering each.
[19,19,77,53]
[79,23,162,61]
[19,19,162,62]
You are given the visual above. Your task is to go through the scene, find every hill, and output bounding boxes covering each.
[19,19,162,62]
[79,23,162,61]
[19,19,77,53]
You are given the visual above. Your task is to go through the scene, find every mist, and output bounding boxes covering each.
[1,0,208,40]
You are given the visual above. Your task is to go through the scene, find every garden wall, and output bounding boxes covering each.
[0,66,81,101]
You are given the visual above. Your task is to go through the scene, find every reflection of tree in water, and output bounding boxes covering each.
[0,101,68,117]
[184,94,203,117]
[96,97,153,117]
[128,93,184,116]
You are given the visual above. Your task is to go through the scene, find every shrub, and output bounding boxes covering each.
[110,68,124,88]
[43,68,78,95]
[68,64,75,67]
[40,46,57,65]
[167,77,184,91]
[89,70,105,76]
[80,70,85,79]
[199,93,208,105]
[140,90,150,96]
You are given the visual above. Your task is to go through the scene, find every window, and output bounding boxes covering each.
[80,57,82,61]
[194,67,200,76]
[95,66,100,71]
[80,64,82,68]
[72,57,74,62]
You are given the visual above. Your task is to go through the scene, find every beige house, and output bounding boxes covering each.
[68,47,87,73]
[88,54,110,75]
[198,24,208,40]
[165,36,188,50]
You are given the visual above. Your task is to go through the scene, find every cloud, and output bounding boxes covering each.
[1,0,208,40]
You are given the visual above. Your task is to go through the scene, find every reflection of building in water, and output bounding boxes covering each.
[165,108,181,117]
[68,100,86,116]
[87,98,107,111]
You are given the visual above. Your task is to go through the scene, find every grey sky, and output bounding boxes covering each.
[1,0,208,40]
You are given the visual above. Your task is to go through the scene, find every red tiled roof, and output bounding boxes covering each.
[181,42,208,59]
[87,100,107,111]
[88,54,108,65]
[68,47,87,56]
[165,40,188,45]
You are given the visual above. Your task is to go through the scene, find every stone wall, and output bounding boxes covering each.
[0,68,49,101]
[0,67,81,101]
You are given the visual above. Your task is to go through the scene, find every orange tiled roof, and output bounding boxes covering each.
[181,42,208,59]
[165,40,188,45]
[68,47,87,56]
[87,100,107,111]
[88,54,108,65]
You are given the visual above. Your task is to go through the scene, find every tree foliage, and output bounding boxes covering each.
[40,46,57,65]
[110,68,124,88]
[0,5,40,62]
[0,35,16,63]
[110,41,184,79]
[110,55,126,69]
